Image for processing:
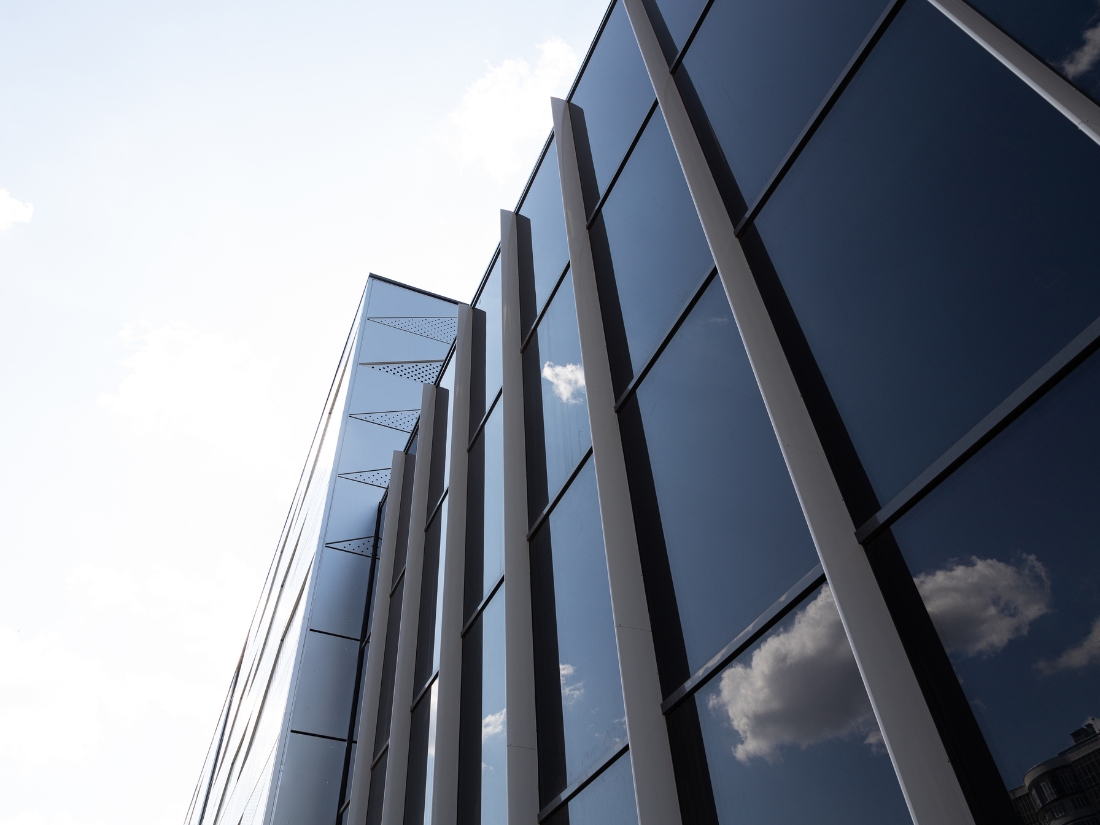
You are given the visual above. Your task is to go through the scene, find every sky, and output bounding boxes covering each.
[0,1,607,823]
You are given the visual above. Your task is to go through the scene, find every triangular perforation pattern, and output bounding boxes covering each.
[325,536,376,555]
[349,409,420,433]
[338,468,391,487]
[367,316,458,344]
[361,360,443,383]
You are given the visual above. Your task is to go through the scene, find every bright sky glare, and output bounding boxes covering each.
[0,1,606,823]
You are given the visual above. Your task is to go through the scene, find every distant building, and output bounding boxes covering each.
[185,1,1100,824]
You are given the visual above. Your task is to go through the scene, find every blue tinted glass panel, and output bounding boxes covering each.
[437,355,455,507]
[533,269,591,509]
[482,407,505,598]
[518,142,570,319]
[646,0,707,56]
[755,0,1100,503]
[475,258,503,415]
[594,109,713,390]
[481,591,508,825]
[886,349,1100,794]
[679,0,888,209]
[691,585,909,825]
[564,752,638,825]
[631,278,817,673]
[570,1,656,202]
[965,0,1100,103]
[545,460,626,782]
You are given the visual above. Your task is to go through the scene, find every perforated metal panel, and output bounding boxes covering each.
[360,360,444,383]
[338,469,391,488]
[324,536,377,555]
[367,316,458,344]
[349,409,420,433]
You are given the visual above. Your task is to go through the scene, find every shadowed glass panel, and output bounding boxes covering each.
[884,347,1100,797]
[644,0,707,57]
[965,0,1100,103]
[592,109,713,392]
[629,278,817,674]
[474,258,503,420]
[678,0,889,212]
[688,585,909,825]
[481,408,505,598]
[518,142,570,321]
[570,0,656,203]
[545,752,639,825]
[755,0,1100,505]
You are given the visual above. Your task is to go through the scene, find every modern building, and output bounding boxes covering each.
[183,1,1100,824]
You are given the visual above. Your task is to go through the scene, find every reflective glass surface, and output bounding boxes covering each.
[755,0,1100,504]
[645,0,707,57]
[540,460,627,783]
[689,585,909,825]
[626,278,817,675]
[525,269,592,518]
[885,348,1100,793]
[481,408,505,598]
[414,499,447,694]
[422,683,440,825]
[966,0,1100,103]
[435,355,455,508]
[678,0,888,211]
[546,753,639,825]
[474,258,503,423]
[405,690,433,825]
[592,109,713,392]
[430,499,449,677]
[481,591,508,825]
[570,0,656,204]
[518,142,570,321]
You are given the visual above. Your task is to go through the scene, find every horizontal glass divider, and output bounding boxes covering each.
[732,0,906,238]
[856,311,1100,545]
[410,670,439,712]
[371,741,389,770]
[526,447,594,541]
[521,262,572,353]
[468,387,503,453]
[390,566,406,598]
[426,488,449,531]
[290,729,348,744]
[661,564,825,715]
[614,267,718,413]
[461,572,506,639]
[586,98,660,227]
[309,628,361,643]
[338,798,351,815]
[668,0,718,73]
[536,739,630,823]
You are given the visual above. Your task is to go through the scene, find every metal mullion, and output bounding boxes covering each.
[857,312,1100,545]
[660,565,825,715]
[585,98,659,227]
[526,448,594,542]
[614,267,718,412]
[520,262,572,353]
[553,97,684,825]
[621,0,975,821]
[536,740,631,822]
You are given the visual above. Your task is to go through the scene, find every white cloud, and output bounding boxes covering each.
[444,38,579,183]
[482,708,506,741]
[915,555,1050,658]
[708,587,878,764]
[542,361,585,404]
[560,662,584,704]
[0,189,34,232]
[1062,18,1100,79]
[1039,616,1100,674]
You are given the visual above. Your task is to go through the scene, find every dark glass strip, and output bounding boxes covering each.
[460,573,506,639]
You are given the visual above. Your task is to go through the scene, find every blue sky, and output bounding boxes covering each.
[0,1,606,822]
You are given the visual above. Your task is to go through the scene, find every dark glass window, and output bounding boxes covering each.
[677,0,889,213]
[467,406,504,609]
[481,591,508,825]
[414,499,447,695]
[531,460,626,788]
[523,269,592,520]
[569,0,656,207]
[643,0,707,58]
[473,257,503,425]
[882,348,1100,795]
[590,109,713,394]
[965,0,1100,104]
[433,356,455,510]
[518,142,570,324]
[623,278,817,679]
[753,0,1100,506]
[684,584,909,825]
[545,753,639,825]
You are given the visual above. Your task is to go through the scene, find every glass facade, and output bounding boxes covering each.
[187,2,1100,825]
